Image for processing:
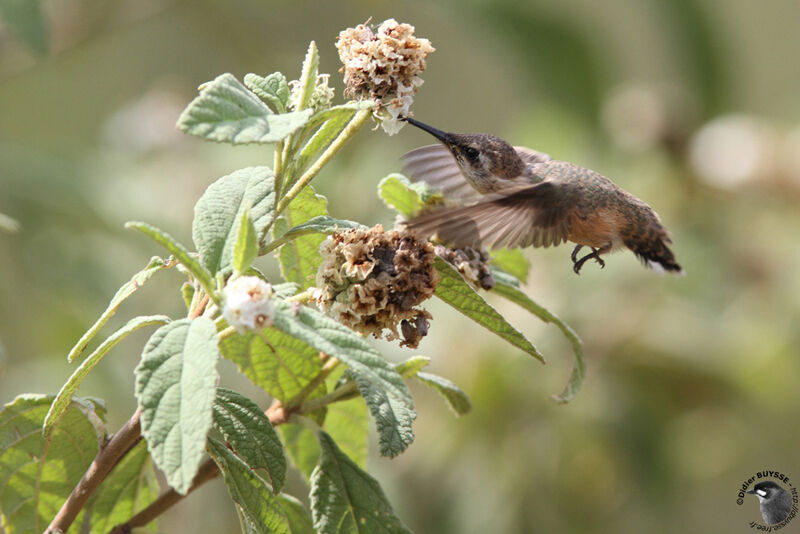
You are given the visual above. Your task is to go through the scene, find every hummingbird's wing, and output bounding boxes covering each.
[400,144,481,202]
[403,182,571,250]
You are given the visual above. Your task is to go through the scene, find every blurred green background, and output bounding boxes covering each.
[2,1,800,532]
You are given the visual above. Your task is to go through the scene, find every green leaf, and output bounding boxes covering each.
[293,41,319,112]
[265,215,363,255]
[324,398,369,470]
[177,73,312,144]
[292,106,361,177]
[271,302,415,457]
[275,185,329,289]
[0,0,49,55]
[87,441,158,534]
[415,372,472,416]
[233,207,259,275]
[244,72,291,113]
[134,317,220,495]
[212,388,286,493]
[193,166,277,275]
[279,424,319,481]
[310,431,412,534]
[45,315,170,437]
[219,327,323,404]
[207,437,290,534]
[491,248,530,284]
[278,494,315,534]
[378,173,443,218]
[68,257,171,362]
[492,280,586,403]
[394,356,431,378]
[434,257,545,363]
[352,374,414,458]
[0,395,102,534]
[126,222,217,301]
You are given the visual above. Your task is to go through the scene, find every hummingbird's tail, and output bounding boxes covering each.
[626,234,684,275]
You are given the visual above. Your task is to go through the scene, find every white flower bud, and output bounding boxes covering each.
[222,276,274,332]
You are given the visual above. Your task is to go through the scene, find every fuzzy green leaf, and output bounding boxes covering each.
[310,431,413,534]
[219,328,323,404]
[87,441,158,534]
[207,437,290,534]
[352,374,415,458]
[212,388,286,493]
[275,185,329,289]
[126,222,217,301]
[492,279,586,403]
[434,257,545,363]
[394,356,431,378]
[233,207,259,275]
[67,257,171,362]
[378,173,443,218]
[0,0,49,55]
[177,73,312,144]
[271,302,415,457]
[292,105,361,177]
[278,494,315,534]
[415,372,472,416]
[0,395,103,534]
[45,315,170,437]
[266,215,363,255]
[491,249,530,284]
[293,42,319,112]
[193,166,276,275]
[244,72,290,113]
[134,318,220,495]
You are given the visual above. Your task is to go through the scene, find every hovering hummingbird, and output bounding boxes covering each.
[399,117,683,274]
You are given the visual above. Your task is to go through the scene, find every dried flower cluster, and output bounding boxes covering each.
[336,19,434,135]
[223,276,275,332]
[314,224,439,348]
[435,245,495,291]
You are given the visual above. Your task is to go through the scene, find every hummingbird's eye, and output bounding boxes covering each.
[463,147,479,161]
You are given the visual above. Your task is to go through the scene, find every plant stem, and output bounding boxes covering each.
[217,325,238,341]
[45,410,143,534]
[272,108,371,217]
[285,356,340,410]
[273,140,284,198]
[108,401,289,534]
[299,380,359,414]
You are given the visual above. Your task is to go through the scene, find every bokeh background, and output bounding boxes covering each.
[2,1,800,532]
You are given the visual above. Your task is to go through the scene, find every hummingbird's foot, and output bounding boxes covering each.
[572,247,606,274]
[570,245,583,263]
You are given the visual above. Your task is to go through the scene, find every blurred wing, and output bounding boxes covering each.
[514,146,552,166]
[400,144,480,202]
[403,182,571,250]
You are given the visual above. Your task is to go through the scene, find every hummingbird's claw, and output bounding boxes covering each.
[571,246,607,274]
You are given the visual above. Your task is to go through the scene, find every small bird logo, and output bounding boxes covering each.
[748,481,793,525]
[399,117,683,275]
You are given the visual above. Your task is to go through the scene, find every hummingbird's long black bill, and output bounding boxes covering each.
[401,116,449,143]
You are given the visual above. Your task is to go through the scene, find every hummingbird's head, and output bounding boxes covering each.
[401,117,525,192]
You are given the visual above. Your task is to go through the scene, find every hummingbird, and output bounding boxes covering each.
[399,117,683,274]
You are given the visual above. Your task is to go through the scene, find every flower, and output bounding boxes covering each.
[222,276,275,332]
[289,73,335,113]
[435,245,495,290]
[314,224,439,348]
[336,19,434,135]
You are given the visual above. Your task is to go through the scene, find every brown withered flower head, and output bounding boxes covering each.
[314,224,439,348]
[336,19,434,135]
[435,245,495,291]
